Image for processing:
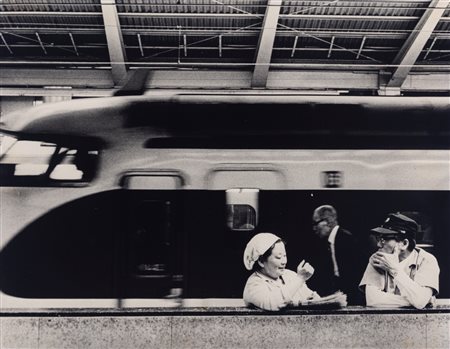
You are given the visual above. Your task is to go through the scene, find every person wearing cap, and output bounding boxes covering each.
[243,232,320,311]
[308,205,365,305]
[359,213,440,309]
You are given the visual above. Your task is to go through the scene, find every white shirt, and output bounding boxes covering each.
[385,248,417,294]
[328,225,340,277]
[359,248,440,309]
[243,270,319,311]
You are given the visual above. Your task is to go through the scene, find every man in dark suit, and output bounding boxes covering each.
[308,205,364,305]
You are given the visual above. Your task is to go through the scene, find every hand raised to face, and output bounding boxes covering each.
[370,245,401,276]
[297,259,315,281]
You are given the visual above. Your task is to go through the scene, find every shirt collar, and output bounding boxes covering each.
[255,271,284,284]
[400,248,419,267]
[328,225,339,245]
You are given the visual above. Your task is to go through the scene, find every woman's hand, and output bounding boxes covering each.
[297,259,315,281]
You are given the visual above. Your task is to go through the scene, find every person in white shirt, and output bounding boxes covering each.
[359,213,440,309]
[243,232,320,311]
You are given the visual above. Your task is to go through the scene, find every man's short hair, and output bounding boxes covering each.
[314,205,337,221]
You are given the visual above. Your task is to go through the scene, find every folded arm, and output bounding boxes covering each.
[365,285,411,308]
[364,270,433,309]
[392,270,433,309]
[369,251,434,309]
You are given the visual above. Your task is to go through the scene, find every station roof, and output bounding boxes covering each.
[0,0,449,95]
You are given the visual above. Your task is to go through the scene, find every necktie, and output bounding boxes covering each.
[329,241,340,277]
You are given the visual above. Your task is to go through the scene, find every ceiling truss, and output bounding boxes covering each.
[0,0,449,95]
[383,0,450,93]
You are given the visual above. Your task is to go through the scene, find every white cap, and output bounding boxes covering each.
[243,233,281,270]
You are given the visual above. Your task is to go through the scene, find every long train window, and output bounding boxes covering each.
[0,189,448,300]
[0,134,98,186]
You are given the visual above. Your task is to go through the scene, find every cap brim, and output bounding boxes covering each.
[371,226,399,235]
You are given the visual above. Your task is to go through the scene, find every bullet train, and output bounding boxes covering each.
[0,90,449,309]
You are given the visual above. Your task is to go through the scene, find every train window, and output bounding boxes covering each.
[227,204,256,230]
[121,172,184,190]
[208,167,285,190]
[226,189,258,231]
[0,135,98,186]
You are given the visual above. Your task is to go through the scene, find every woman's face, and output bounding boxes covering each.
[260,242,287,280]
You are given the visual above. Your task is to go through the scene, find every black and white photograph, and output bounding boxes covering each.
[0,1,449,348]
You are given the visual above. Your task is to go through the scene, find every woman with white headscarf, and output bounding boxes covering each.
[243,232,320,311]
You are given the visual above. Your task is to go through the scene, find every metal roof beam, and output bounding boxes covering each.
[0,32,13,54]
[291,36,299,58]
[424,36,438,59]
[137,33,144,57]
[128,30,447,39]
[385,0,449,89]
[0,44,106,49]
[252,0,282,88]
[0,68,114,88]
[119,14,427,21]
[281,14,421,21]
[4,27,450,40]
[356,36,367,60]
[4,44,442,54]
[1,12,427,21]
[35,32,47,55]
[1,69,449,93]
[100,0,127,85]
[0,87,114,97]
[68,32,79,56]
[1,60,450,71]
[327,36,335,58]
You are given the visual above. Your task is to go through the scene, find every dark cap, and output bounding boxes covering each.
[371,213,418,238]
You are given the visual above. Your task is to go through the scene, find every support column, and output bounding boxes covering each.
[251,0,282,88]
[101,0,128,86]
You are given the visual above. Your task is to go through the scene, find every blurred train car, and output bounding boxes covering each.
[0,94,449,309]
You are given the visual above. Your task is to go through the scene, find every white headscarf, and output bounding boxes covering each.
[243,233,281,270]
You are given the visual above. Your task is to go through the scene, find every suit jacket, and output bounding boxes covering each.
[308,227,365,305]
